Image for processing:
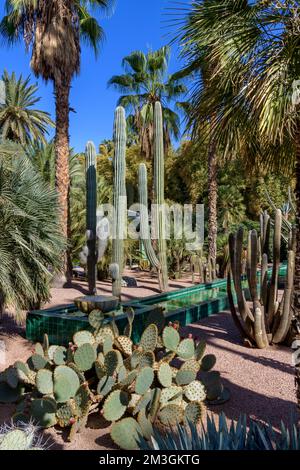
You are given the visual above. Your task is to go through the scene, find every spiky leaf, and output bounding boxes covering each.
[73,331,94,347]
[74,344,96,371]
[36,369,53,395]
[135,367,154,395]
[53,346,67,366]
[177,339,195,360]
[140,324,158,351]
[158,404,184,426]
[53,366,80,403]
[176,369,196,386]
[111,418,141,450]
[31,397,57,428]
[157,362,173,388]
[103,390,129,421]
[162,327,180,351]
[184,381,206,402]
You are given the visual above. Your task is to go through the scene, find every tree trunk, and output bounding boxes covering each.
[294,122,300,410]
[54,78,72,284]
[207,131,218,279]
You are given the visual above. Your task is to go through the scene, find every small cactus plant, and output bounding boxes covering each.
[0,421,48,450]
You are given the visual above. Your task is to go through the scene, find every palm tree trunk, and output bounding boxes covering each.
[207,132,218,280]
[294,122,300,410]
[54,78,72,284]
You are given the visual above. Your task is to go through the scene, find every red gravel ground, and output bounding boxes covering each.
[0,270,298,449]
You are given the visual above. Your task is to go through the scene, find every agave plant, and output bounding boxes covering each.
[137,412,300,450]
[0,142,65,318]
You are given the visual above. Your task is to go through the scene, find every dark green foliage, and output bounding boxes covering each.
[0,143,65,317]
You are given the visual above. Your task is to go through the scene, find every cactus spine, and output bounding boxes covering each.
[138,102,168,292]
[111,107,127,299]
[85,142,97,295]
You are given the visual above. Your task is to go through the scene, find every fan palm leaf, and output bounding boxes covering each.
[0,70,53,145]
[108,45,187,158]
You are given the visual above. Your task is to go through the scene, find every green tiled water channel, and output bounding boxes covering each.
[26,279,230,345]
[138,286,226,312]
[26,264,288,346]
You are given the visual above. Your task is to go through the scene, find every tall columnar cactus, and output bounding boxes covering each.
[85,141,97,295]
[138,163,160,271]
[111,107,127,299]
[227,209,295,348]
[154,102,169,291]
[138,102,169,292]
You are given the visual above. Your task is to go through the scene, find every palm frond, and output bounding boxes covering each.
[0,70,53,145]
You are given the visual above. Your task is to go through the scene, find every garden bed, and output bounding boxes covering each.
[0,310,297,450]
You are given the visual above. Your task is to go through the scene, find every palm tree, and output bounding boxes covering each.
[175,0,300,403]
[0,140,65,320]
[108,46,186,159]
[0,0,114,281]
[0,70,53,145]
[173,4,223,278]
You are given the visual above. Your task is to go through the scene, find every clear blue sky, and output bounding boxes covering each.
[0,0,187,153]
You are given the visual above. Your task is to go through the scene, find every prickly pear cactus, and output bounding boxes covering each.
[0,305,227,448]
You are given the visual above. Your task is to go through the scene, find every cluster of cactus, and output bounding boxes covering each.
[0,308,225,449]
[0,421,48,450]
[111,107,127,299]
[227,209,295,348]
[190,253,219,284]
[138,102,169,292]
